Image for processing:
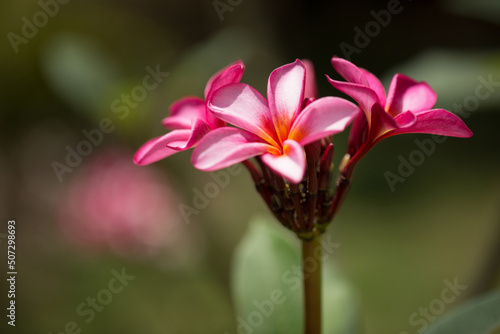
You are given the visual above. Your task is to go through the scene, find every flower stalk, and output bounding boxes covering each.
[302,235,322,334]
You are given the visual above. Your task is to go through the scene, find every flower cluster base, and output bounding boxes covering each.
[243,139,343,240]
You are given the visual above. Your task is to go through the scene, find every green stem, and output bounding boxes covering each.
[302,235,322,334]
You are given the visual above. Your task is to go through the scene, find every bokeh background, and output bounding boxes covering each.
[1,0,500,333]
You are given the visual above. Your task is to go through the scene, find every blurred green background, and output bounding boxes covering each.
[1,0,500,333]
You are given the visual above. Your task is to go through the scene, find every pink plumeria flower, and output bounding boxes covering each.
[192,59,360,184]
[134,60,245,165]
[327,56,473,160]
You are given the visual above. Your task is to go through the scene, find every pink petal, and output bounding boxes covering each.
[289,97,359,146]
[192,127,278,171]
[166,119,211,150]
[205,108,226,130]
[367,103,399,141]
[326,76,380,116]
[347,112,369,155]
[385,74,437,116]
[331,57,370,86]
[267,59,305,143]
[330,57,385,112]
[360,68,386,106]
[208,83,279,147]
[133,131,190,165]
[302,59,319,99]
[261,139,305,184]
[204,60,245,99]
[162,97,205,129]
[394,110,417,128]
[389,109,473,138]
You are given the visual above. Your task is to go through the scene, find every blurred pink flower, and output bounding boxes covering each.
[192,59,359,183]
[59,149,181,257]
[134,60,245,165]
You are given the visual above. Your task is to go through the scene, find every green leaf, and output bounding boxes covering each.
[230,216,359,334]
[323,264,360,334]
[422,290,500,334]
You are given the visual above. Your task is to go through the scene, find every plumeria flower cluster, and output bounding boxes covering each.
[134,57,472,239]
